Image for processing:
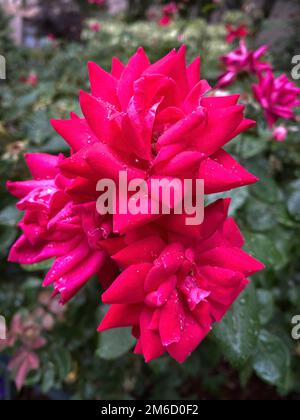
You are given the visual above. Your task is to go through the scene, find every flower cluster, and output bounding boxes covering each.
[219,29,300,135]
[159,2,178,26]
[8,47,264,363]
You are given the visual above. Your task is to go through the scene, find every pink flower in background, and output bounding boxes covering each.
[0,313,46,390]
[89,22,101,32]
[253,71,300,128]
[225,24,248,43]
[159,14,172,26]
[273,125,288,142]
[1,294,68,390]
[159,2,178,26]
[217,41,271,88]
[88,0,106,5]
[7,153,113,303]
[163,2,178,15]
[9,350,40,391]
[47,34,56,42]
[178,33,185,43]
[99,199,264,363]
[20,72,39,87]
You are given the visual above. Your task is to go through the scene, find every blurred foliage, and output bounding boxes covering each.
[1,7,300,400]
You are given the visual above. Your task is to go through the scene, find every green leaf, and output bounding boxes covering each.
[206,187,249,216]
[96,328,136,361]
[213,284,260,368]
[245,199,279,232]
[41,362,55,394]
[0,226,17,256]
[253,331,291,389]
[243,231,288,271]
[239,135,268,159]
[246,158,282,204]
[287,180,300,222]
[257,290,275,325]
[239,362,253,388]
[0,205,21,227]
[21,259,54,272]
[53,348,72,382]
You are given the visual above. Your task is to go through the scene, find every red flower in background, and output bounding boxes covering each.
[225,24,248,43]
[217,41,271,88]
[253,71,300,128]
[99,199,264,363]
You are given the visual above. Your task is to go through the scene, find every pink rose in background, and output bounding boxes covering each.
[163,2,178,15]
[273,125,288,142]
[217,41,271,88]
[159,14,172,26]
[159,2,178,26]
[20,72,39,87]
[89,22,101,33]
[225,24,248,43]
[99,199,264,363]
[253,71,300,128]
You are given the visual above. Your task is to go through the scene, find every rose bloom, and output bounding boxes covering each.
[7,153,116,303]
[52,46,258,235]
[253,70,300,128]
[99,199,264,363]
[217,41,271,88]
